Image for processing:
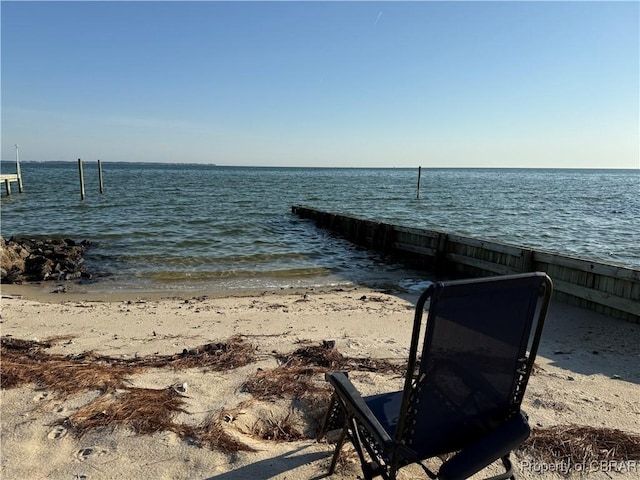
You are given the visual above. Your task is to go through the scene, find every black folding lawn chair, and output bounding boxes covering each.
[319,272,553,480]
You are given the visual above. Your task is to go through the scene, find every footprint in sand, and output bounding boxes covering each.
[158,431,181,447]
[33,391,49,402]
[47,425,68,440]
[75,447,109,462]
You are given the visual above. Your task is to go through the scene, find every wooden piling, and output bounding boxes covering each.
[15,145,23,193]
[98,159,104,194]
[416,166,421,199]
[78,158,85,200]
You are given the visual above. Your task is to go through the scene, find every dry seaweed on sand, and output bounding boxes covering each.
[175,412,257,453]
[249,410,306,442]
[89,335,257,371]
[56,388,256,452]
[1,348,137,392]
[242,362,334,440]
[57,387,189,437]
[243,340,406,416]
[277,341,346,369]
[276,340,406,375]
[243,365,331,402]
[1,339,136,392]
[521,425,640,474]
[135,335,256,370]
[0,335,256,392]
[244,341,339,403]
[225,399,319,443]
[1,336,73,352]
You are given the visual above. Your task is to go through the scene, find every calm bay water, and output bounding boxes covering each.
[1,162,638,294]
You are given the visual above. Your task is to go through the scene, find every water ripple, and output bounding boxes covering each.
[2,163,638,292]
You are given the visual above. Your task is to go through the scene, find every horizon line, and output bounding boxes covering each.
[1,160,638,171]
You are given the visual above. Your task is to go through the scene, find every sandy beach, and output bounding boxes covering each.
[1,283,639,479]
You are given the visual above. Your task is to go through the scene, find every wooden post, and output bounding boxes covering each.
[78,158,85,200]
[520,249,534,273]
[4,179,11,195]
[15,144,23,193]
[98,159,104,194]
[416,166,422,199]
[435,232,448,275]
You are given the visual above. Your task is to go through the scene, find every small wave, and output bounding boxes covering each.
[399,279,435,292]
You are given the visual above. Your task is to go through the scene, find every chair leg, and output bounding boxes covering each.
[480,455,516,480]
[503,454,516,480]
[328,426,348,475]
[349,418,381,480]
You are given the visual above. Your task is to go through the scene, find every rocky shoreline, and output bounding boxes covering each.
[0,236,92,284]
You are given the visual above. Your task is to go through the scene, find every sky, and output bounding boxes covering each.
[1,1,638,168]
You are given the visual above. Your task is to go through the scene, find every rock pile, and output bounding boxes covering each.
[0,236,92,284]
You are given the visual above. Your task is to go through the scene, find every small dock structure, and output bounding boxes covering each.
[292,205,640,323]
[1,145,24,195]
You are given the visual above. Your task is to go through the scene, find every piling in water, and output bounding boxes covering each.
[78,158,85,200]
[98,159,104,194]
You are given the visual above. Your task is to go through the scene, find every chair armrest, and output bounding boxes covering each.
[325,372,395,450]
[438,412,530,480]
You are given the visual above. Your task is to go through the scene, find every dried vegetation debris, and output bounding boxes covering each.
[1,336,389,450]
[5,334,638,469]
[0,335,256,392]
[57,387,189,437]
[276,340,406,374]
[243,340,405,412]
[182,413,258,453]
[226,399,312,443]
[241,339,408,443]
[249,409,307,442]
[55,389,255,453]
[127,335,256,370]
[1,335,259,452]
[1,336,138,392]
[521,425,640,475]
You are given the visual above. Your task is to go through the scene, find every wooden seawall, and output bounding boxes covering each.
[292,205,640,323]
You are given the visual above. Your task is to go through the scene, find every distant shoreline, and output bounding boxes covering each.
[2,160,639,171]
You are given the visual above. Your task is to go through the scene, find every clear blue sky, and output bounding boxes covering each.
[1,1,638,168]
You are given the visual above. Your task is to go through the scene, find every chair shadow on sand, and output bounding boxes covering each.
[204,444,331,480]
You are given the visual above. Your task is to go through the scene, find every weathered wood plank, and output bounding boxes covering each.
[535,251,640,281]
[553,279,640,317]
[393,225,441,238]
[447,233,524,256]
[392,242,437,257]
[445,253,520,275]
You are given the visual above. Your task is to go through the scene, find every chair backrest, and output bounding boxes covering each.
[397,272,552,457]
